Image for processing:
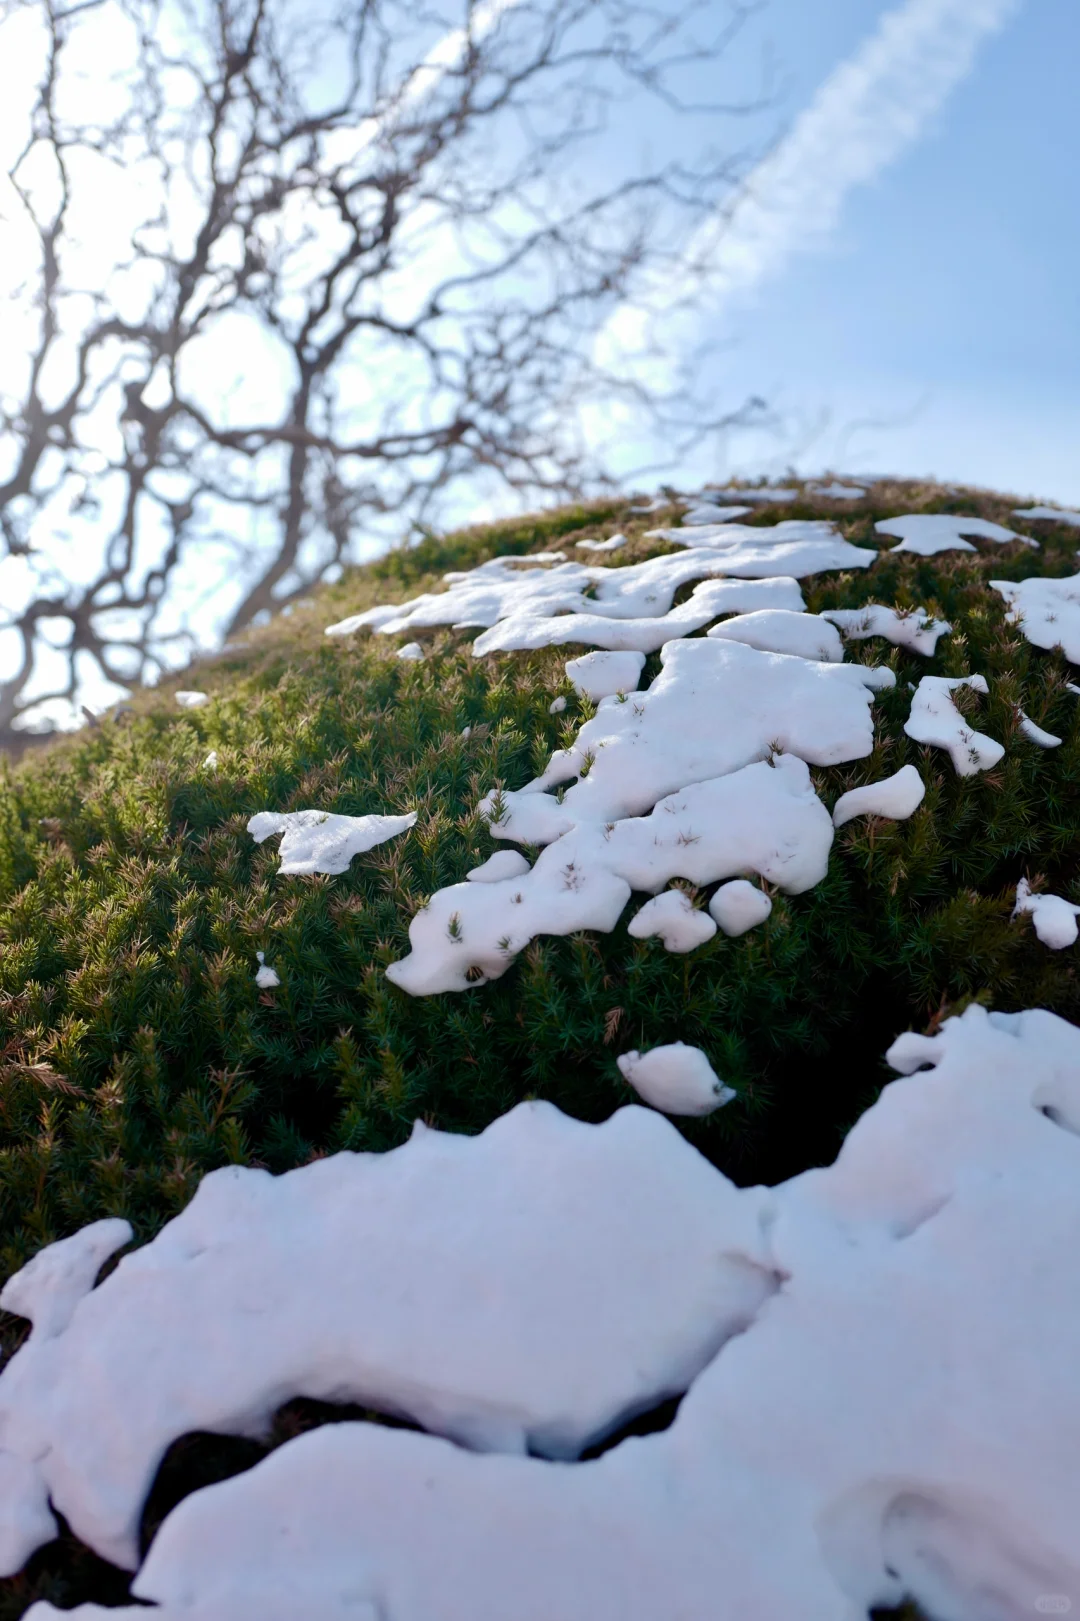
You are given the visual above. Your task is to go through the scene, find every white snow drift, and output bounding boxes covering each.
[903,675,1004,775]
[831,764,926,828]
[564,651,646,701]
[0,1103,775,1573]
[1013,505,1080,529]
[875,513,1031,556]
[708,878,772,937]
[21,1005,1080,1621]
[248,809,417,875]
[616,1043,734,1115]
[1012,878,1079,950]
[626,890,717,953]
[706,608,843,663]
[990,572,1080,665]
[821,603,951,657]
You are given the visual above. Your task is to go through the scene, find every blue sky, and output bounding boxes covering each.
[683,0,1080,501]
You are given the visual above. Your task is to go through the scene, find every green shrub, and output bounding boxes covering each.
[0,481,1077,1614]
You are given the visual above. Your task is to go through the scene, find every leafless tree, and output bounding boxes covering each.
[0,0,769,742]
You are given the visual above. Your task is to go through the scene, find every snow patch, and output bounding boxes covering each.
[396,641,425,661]
[626,890,717,953]
[0,1103,776,1572]
[831,764,925,828]
[617,1043,734,1116]
[1013,506,1080,528]
[575,534,627,553]
[201,750,219,770]
[254,951,280,989]
[174,690,209,709]
[1012,878,1079,950]
[708,879,772,937]
[990,573,1080,664]
[564,651,646,701]
[248,809,417,875]
[680,503,752,525]
[33,1006,1080,1621]
[466,850,531,884]
[807,481,865,500]
[903,675,1004,775]
[1017,710,1061,748]
[706,608,843,662]
[821,603,951,657]
[875,514,1033,556]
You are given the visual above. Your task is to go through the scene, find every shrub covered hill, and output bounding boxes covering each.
[0,477,1079,1615]
[2,479,1079,1285]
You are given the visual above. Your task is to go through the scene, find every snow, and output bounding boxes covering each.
[1017,710,1062,748]
[653,531,875,576]
[0,1102,776,1572]
[174,690,209,708]
[831,764,925,828]
[575,534,627,553]
[626,890,717,953]
[201,750,219,770]
[712,486,799,502]
[472,577,805,656]
[33,1004,1080,1621]
[248,809,417,875]
[1012,878,1079,950]
[903,675,1004,775]
[549,696,567,713]
[680,503,752,525]
[708,879,772,937]
[396,642,425,661]
[617,1043,734,1115]
[706,609,844,662]
[990,572,1080,664]
[485,639,892,840]
[254,951,280,989]
[875,514,1033,556]
[821,603,952,657]
[807,482,866,500]
[388,755,834,994]
[1013,505,1080,528]
[564,651,646,701]
[466,850,531,883]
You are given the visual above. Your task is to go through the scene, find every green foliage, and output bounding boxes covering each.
[0,481,1077,1614]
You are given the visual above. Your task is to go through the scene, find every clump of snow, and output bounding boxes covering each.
[39,1004,1080,1621]
[617,1043,734,1115]
[174,690,209,709]
[712,486,799,503]
[461,725,471,738]
[486,639,892,839]
[564,651,646,701]
[1017,710,1061,748]
[549,695,567,714]
[473,577,805,657]
[254,951,280,988]
[466,850,531,884]
[626,890,717,953]
[807,481,865,500]
[1012,878,1079,950]
[575,534,627,553]
[875,514,1033,556]
[248,809,417,875]
[707,609,843,663]
[903,675,1004,775]
[1013,505,1080,528]
[831,764,925,828]
[396,641,425,661]
[708,879,772,937]
[990,572,1080,664]
[821,603,951,656]
[0,1102,775,1572]
[201,750,219,770]
[680,503,752,525]
[324,602,404,638]
[388,755,833,994]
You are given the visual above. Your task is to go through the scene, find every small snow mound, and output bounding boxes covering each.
[904,675,1004,776]
[821,603,951,657]
[1013,506,1080,528]
[708,879,772,937]
[467,850,531,884]
[990,573,1080,664]
[201,750,219,770]
[396,642,425,661]
[706,608,843,663]
[681,503,752,525]
[832,765,925,828]
[617,1043,735,1116]
[564,650,646,701]
[712,486,799,503]
[1013,879,1079,950]
[807,481,865,500]
[248,808,417,875]
[549,695,567,714]
[0,1219,132,1342]
[875,514,1033,556]
[254,951,280,989]
[627,890,717,953]
[1017,710,1061,748]
[174,690,208,709]
[575,534,627,553]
